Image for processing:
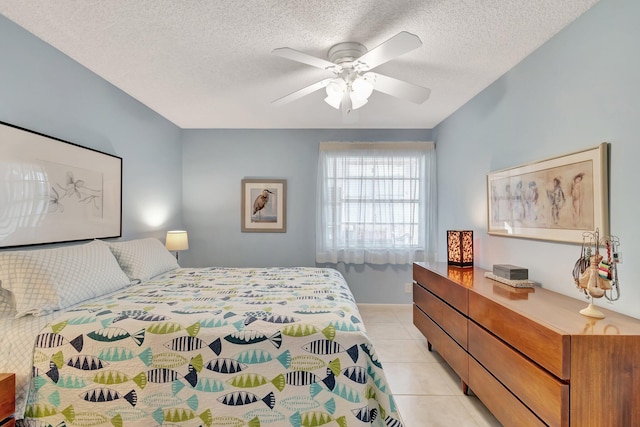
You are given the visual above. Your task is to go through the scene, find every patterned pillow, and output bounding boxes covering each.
[0,240,131,317]
[107,238,179,282]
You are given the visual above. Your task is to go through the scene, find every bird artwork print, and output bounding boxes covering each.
[253,189,274,220]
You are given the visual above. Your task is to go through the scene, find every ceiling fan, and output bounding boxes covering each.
[271,31,431,118]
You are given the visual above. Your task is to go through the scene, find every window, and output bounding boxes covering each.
[316,141,437,265]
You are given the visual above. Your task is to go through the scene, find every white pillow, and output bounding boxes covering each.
[0,240,131,317]
[107,238,179,282]
[0,287,15,316]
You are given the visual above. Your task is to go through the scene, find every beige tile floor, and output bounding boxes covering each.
[357,304,502,427]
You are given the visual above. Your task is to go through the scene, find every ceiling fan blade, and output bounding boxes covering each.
[355,31,422,71]
[367,72,431,104]
[272,47,341,71]
[272,78,334,107]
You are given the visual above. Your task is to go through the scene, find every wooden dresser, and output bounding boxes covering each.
[413,262,640,427]
[0,373,15,427]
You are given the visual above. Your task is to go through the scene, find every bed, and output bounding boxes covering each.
[0,238,404,427]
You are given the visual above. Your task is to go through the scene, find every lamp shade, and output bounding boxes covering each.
[166,230,189,251]
[447,230,473,268]
[349,92,369,109]
[324,93,343,109]
[351,76,373,99]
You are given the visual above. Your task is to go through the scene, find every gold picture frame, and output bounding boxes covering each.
[241,179,286,232]
[487,143,608,243]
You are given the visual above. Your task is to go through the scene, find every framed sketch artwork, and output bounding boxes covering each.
[487,143,608,243]
[0,121,122,248]
[241,179,286,232]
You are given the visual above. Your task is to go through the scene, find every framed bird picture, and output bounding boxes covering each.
[241,179,286,232]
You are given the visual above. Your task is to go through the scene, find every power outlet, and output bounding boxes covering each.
[405,282,413,293]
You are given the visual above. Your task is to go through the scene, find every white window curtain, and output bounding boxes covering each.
[316,141,437,265]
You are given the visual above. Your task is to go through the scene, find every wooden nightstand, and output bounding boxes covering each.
[0,373,15,427]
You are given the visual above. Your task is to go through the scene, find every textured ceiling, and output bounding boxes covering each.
[0,1,599,129]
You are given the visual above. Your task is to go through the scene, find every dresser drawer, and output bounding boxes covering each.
[413,264,468,315]
[413,305,468,386]
[469,292,570,379]
[469,357,546,427]
[414,282,467,348]
[469,322,569,426]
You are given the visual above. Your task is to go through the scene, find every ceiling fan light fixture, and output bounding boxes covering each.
[325,78,347,109]
[349,93,368,110]
[324,93,343,109]
[272,32,430,116]
[351,76,374,100]
[325,78,346,97]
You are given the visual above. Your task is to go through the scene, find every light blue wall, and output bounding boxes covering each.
[435,0,640,318]
[0,15,183,241]
[181,129,433,303]
[8,0,635,316]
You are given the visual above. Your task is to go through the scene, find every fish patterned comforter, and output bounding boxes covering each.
[21,267,404,427]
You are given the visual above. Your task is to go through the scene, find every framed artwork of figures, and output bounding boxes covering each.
[487,143,608,243]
